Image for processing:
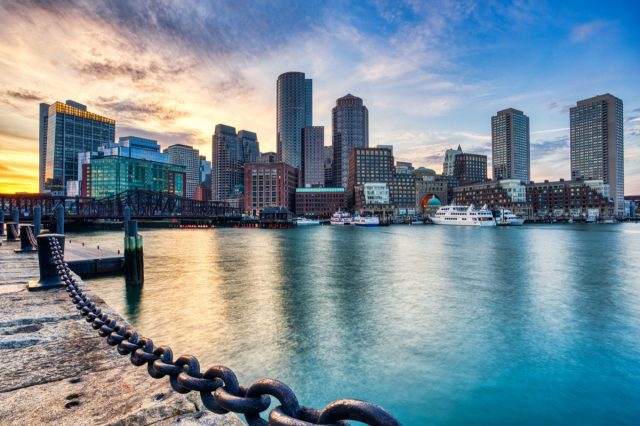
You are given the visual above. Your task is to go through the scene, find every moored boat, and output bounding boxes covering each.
[353,215,380,227]
[295,217,320,226]
[432,204,496,226]
[493,208,525,226]
[330,211,352,225]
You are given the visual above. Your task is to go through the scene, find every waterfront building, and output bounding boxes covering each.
[323,146,334,187]
[199,155,211,186]
[454,152,488,185]
[244,162,299,214]
[42,100,115,195]
[194,184,211,201]
[333,94,369,188]
[442,145,462,176]
[117,136,169,163]
[570,93,624,216]
[454,179,530,218]
[38,103,48,193]
[239,130,260,164]
[258,152,277,163]
[212,124,243,201]
[396,161,414,174]
[277,71,312,168]
[492,108,530,181]
[164,144,200,199]
[527,179,613,218]
[347,146,416,214]
[302,126,324,187]
[295,187,346,217]
[416,175,450,213]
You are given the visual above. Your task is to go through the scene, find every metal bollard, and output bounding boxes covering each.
[124,220,144,286]
[0,210,4,237]
[27,234,66,291]
[55,203,64,235]
[124,205,131,237]
[15,224,37,253]
[12,206,19,223]
[5,222,18,242]
[34,204,42,236]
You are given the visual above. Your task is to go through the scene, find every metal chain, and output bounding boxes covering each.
[47,238,400,426]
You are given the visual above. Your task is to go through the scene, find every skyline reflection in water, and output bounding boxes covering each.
[74,225,640,425]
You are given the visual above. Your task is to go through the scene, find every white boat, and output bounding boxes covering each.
[586,213,597,223]
[353,215,380,227]
[295,217,320,226]
[330,211,352,225]
[432,204,496,226]
[494,208,525,226]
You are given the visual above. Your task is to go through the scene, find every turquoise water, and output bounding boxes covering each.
[73,224,640,425]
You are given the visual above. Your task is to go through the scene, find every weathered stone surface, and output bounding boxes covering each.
[0,250,241,425]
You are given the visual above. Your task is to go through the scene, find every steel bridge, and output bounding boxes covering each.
[0,190,240,221]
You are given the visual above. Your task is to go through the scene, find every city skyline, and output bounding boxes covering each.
[0,1,639,194]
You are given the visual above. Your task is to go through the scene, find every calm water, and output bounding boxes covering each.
[70,224,640,425]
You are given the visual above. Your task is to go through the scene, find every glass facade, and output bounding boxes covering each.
[44,101,115,195]
[212,125,259,201]
[277,72,312,169]
[491,108,530,181]
[333,94,369,188]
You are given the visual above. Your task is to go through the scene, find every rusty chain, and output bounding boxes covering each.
[47,237,400,426]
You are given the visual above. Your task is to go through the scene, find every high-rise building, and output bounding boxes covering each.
[244,162,299,214]
[258,152,278,163]
[164,144,200,199]
[323,146,334,187]
[211,125,260,201]
[443,145,462,176]
[491,108,530,182]
[454,153,487,185]
[239,130,260,164]
[570,93,624,215]
[302,126,324,187]
[38,103,49,193]
[276,71,312,168]
[42,100,115,195]
[333,94,369,188]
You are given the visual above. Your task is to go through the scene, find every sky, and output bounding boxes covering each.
[0,0,639,194]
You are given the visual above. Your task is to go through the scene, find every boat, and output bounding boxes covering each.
[330,211,352,225]
[353,215,380,227]
[493,208,525,226]
[586,213,597,223]
[431,204,496,226]
[295,217,320,226]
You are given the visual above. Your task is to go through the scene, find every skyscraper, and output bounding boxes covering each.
[43,100,115,195]
[332,94,369,188]
[454,153,487,185]
[212,125,260,201]
[491,108,530,182]
[570,93,624,215]
[442,145,462,176]
[302,126,324,187]
[276,71,312,168]
[164,144,200,199]
[239,130,260,164]
[38,103,48,193]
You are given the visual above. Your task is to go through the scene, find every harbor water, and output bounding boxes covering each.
[69,224,640,425]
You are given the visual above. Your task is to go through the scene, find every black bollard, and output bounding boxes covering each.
[12,206,19,223]
[27,234,66,291]
[124,205,131,237]
[55,203,64,235]
[0,210,4,237]
[34,204,42,236]
[124,220,144,286]
[15,224,37,253]
[5,222,18,242]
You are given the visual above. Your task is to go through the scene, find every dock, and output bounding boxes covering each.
[64,240,124,276]
[0,240,241,425]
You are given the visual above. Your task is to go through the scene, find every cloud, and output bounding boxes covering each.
[570,21,612,43]
[78,60,188,83]
[5,89,44,102]
[93,97,188,123]
[531,135,569,157]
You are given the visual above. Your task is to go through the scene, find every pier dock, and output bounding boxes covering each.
[64,240,124,276]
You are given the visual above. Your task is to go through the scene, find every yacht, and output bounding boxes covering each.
[295,217,320,226]
[493,208,525,226]
[432,204,496,226]
[330,211,353,225]
[353,215,380,227]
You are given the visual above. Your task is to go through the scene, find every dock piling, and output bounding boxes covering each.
[0,210,4,237]
[16,224,37,253]
[124,205,131,236]
[27,234,66,291]
[12,206,19,223]
[124,220,144,286]
[34,204,42,235]
[55,203,64,234]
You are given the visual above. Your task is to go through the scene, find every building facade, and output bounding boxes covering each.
[442,145,462,176]
[333,94,369,188]
[454,153,488,185]
[258,152,277,163]
[295,187,346,217]
[43,101,115,195]
[323,145,334,187]
[527,179,614,218]
[212,124,243,201]
[570,93,624,215]
[164,144,200,199]
[454,179,530,217]
[244,162,299,214]
[492,108,530,182]
[302,126,324,187]
[277,71,312,168]
[38,103,49,193]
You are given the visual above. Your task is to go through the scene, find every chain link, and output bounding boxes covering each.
[47,238,400,426]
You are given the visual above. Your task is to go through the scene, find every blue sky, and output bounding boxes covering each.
[1,0,639,192]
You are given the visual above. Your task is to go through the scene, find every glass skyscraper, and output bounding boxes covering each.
[276,72,312,169]
[491,108,530,182]
[332,94,369,188]
[570,93,624,215]
[42,100,115,195]
[212,125,260,201]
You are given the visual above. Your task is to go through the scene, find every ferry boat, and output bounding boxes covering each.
[353,215,380,227]
[295,217,320,226]
[432,204,496,226]
[493,208,525,226]
[330,211,353,225]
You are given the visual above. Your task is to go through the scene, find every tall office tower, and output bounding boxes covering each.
[239,130,260,164]
[43,100,115,195]
[454,153,488,185]
[165,144,200,199]
[332,94,369,188]
[570,93,624,215]
[38,103,49,193]
[324,145,334,187]
[199,155,212,185]
[276,71,312,168]
[302,126,324,187]
[443,145,462,176]
[212,124,242,201]
[491,108,530,182]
